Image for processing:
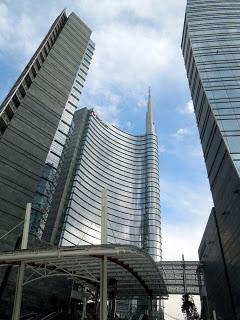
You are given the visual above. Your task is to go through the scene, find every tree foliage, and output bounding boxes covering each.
[181,293,200,320]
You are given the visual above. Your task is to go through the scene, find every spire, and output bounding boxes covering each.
[146,87,154,133]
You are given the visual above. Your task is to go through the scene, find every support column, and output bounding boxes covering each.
[100,188,108,320]
[12,203,31,320]
[148,297,153,320]
[81,292,87,320]
[182,254,187,294]
[213,310,217,320]
[100,256,108,320]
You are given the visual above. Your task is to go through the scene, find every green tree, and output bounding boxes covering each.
[181,293,200,320]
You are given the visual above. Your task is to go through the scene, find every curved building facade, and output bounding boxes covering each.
[44,93,161,262]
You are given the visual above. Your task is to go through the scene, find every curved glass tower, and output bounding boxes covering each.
[45,92,161,261]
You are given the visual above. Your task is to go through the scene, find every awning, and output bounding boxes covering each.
[0,244,168,299]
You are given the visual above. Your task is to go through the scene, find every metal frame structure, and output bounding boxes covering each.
[0,201,204,320]
[159,261,204,295]
[0,244,168,319]
[0,245,168,299]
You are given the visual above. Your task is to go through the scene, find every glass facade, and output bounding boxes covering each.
[0,10,95,317]
[58,107,162,262]
[182,1,240,319]
[182,0,240,182]
[30,15,95,238]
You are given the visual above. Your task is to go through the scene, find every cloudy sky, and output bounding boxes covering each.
[0,0,213,318]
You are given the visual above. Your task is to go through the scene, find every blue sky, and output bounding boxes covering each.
[0,0,212,317]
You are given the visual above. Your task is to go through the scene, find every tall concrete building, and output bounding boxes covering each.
[0,10,95,250]
[42,91,161,262]
[182,1,240,319]
[0,10,94,317]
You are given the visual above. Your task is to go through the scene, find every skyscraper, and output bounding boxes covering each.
[182,1,240,319]
[42,91,162,262]
[0,10,95,250]
[0,10,94,317]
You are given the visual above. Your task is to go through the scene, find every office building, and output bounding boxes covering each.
[39,96,162,318]
[0,9,94,317]
[0,9,94,250]
[42,92,162,262]
[182,1,240,319]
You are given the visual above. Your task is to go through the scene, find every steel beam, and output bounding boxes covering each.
[0,248,129,264]
[12,203,31,320]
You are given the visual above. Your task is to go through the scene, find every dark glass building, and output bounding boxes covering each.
[182,1,240,319]
[43,92,162,262]
[0,10,94,317]
[0,9,94,250]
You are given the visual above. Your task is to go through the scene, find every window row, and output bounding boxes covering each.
[71,186,160,212]
[90,116,158,146]
[86,126,159,159]
[75,164,160,193]
[79,154,159,186]
[70,188,160,215]
[81,139,159,169]
[73,178,160,205]
[64,204,161,228]
[64,215,160,239]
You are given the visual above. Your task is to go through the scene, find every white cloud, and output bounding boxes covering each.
[162,222,205,261]
[76,0,188,116]
[0,3,42,61]
[186,100,194,113]
[171,127,191,138]
[159,144,167,153]
[0,0,188,125]
[93,103,120,127]
[190,145,204,160]
[161,178,213,260]
[76,0,186,29]
[178,100,194,115]
[87,23,176,95]
[125,121,132,130]
[161,179,212,221]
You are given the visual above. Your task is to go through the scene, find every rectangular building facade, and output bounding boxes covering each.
[182,1,240,319]
[0,10,94,318]
[0,10,94,250]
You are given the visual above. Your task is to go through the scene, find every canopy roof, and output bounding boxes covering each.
[0,244,168,299]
